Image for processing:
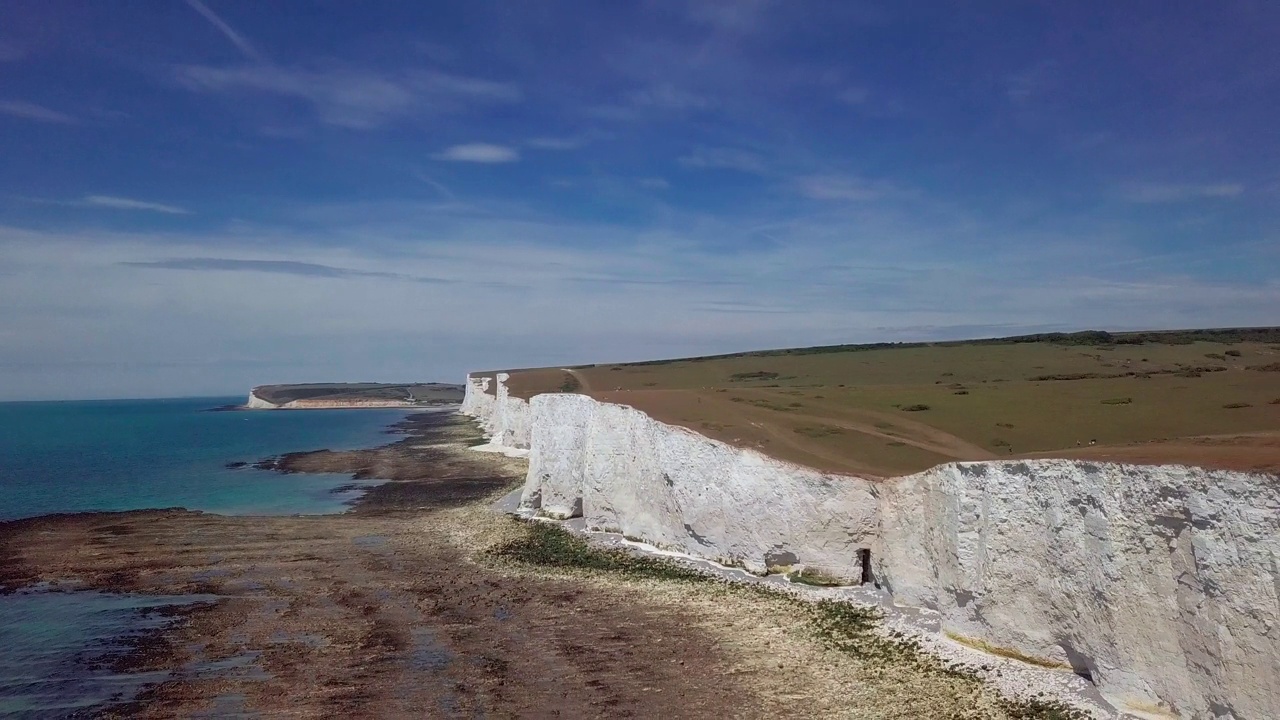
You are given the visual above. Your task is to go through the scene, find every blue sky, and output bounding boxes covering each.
[1,1,1277,400]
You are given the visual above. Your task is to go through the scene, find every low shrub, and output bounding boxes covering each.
[1225,349,1242,357]
[1101,397,1132,405]
[729,371,780,381]
[1223,402,1252,409]
[1029,372,1104,381]
[901,404,931,412]
[1249,362,1280,372]
[1204,353,1226,360]
[794,425,843,438]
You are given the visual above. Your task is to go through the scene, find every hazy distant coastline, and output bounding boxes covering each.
[242,382,464,410]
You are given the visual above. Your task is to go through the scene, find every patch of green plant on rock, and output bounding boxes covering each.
[489,520,711,583]
[786,567,849,586]
[1100,397,1132,405]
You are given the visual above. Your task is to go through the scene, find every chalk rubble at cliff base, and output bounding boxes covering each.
[461,373,1280,719]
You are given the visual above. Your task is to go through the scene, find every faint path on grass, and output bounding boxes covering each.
[560,368,593,394]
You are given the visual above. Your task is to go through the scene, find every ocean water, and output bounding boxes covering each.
[0,396,413,520]
[0,396,416,716]
[0,590,218,718]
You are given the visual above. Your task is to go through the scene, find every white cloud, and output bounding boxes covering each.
[797,175,904,202]
[0,100,77,124]
[1119,182,1245,203]
[1,188,1276,400]
[678,146,766,173]
[1006,60,1058,105]
[638,177,670,190]
[433,143,520,163]
[680,0,773,34]
[836,87,870,105]
[627,84,714,111]
[174,64,521,129]
[527,136,588,150]
[84,195,191,214]
[182,0,263,62]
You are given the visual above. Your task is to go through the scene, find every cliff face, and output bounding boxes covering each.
[461,374,530,449]
[244,390,417,410]
[878,462,1280,719]
[521,389,880,573]
[246,390,279,409]
[461,374,1280,719]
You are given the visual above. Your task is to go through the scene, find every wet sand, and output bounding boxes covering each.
[0,412,753,718]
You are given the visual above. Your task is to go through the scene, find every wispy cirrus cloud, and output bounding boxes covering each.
[1119,182,1245,203]
[0,100,78,124]
[638,177,670,190]
[182,0,263,62]
[433,143,519,163]
[588,84,717,122]
[797,175,908,202]
[527,135,592,150]
[85,195,190,214]
[174,64,521,129]
[121,257,455,283]
[678,146,766,173]
[1006,60,1059,105]
[627,83,715,112]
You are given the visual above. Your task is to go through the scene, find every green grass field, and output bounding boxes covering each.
[494,328,1280,476]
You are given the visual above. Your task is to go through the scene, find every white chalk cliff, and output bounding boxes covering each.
[243,388,416,410]
[245,389,279,409]
[462,374,1280,719]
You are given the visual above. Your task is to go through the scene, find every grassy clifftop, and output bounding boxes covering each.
[488,327,1280,476]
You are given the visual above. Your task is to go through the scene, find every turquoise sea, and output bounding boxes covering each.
[0,396,415,716]
[0,397,412,520]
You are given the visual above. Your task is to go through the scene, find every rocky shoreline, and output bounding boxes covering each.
[0,411,771,717]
